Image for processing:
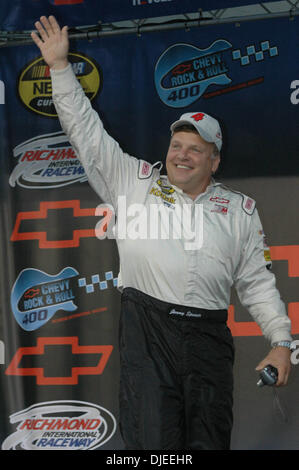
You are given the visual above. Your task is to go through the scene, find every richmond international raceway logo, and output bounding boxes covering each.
[9,131,87,189]
[155,39,279,107]
[1,401,116,450]
[11,267,119,331]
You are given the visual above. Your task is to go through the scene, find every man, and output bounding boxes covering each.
[31,16,292,450]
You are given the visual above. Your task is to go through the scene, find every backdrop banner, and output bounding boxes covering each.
[0,13,298,450]
[0,0,280,30]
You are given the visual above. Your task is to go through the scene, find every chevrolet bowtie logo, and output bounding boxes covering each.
[11,200,98,248]
[5,337,113,385]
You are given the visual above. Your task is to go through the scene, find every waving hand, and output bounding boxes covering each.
[31,16,69,70]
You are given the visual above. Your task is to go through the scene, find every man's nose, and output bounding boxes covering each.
[177,148,189,160]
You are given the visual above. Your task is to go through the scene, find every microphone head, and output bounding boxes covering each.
[257,364,278,387]
[257,378,264,387]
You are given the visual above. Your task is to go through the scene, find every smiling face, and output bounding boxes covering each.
[166,129,220,200]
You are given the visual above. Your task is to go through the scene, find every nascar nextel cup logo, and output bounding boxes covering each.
[1,400,116,450]
[155,39,278,108]
[18,53,101,117]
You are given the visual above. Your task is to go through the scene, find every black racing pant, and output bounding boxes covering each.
[119,287,235,450]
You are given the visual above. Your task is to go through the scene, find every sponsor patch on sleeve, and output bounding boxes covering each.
[264,249,272,262]
[138,160,152,179]
[242,196,256,215]
[258,229,272,268]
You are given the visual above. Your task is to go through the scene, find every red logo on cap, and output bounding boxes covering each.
[191,113,205,122]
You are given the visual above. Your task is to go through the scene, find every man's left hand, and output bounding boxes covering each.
[255,347,291,386]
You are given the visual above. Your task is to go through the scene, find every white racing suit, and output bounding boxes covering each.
[51,64,292,449]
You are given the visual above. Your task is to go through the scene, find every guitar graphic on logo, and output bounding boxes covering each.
[155,40,232,108]
[11,267,79,331]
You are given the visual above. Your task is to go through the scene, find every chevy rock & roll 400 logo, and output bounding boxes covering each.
[1,400,116,450]
[11,266,119,331]
[154,39,278,108]
[18,52,101,117]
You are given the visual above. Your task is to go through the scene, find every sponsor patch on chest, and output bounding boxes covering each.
[209,195,229,214]
[211,203,228,214]
[149,179,176,207]
[210,196,230,204]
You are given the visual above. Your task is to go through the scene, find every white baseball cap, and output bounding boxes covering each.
[170,112,222,151]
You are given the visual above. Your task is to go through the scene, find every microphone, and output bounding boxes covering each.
[257,364,278,387]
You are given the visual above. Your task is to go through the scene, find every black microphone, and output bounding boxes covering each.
[257,364,278,387]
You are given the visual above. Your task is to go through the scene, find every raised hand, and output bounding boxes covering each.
[31,15,69,70]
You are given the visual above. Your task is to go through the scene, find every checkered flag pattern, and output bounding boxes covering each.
[232,41,278,65]
[78,271,118,293]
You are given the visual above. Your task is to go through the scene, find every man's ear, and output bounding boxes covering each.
[212,155,220,174]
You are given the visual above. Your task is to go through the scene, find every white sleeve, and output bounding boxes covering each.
[233,208,292,345]
[50,64,139,207]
